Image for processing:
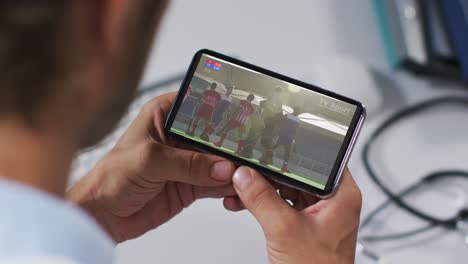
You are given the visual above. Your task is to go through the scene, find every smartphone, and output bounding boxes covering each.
[165,49,366,197]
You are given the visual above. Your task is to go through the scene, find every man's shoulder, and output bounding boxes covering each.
[286,113,300,122]
[0,256,81,264]
[0,180,114,264]
[221,94,231,101]
[205,90,220,96]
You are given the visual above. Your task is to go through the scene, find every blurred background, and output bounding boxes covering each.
[72,0,468,263]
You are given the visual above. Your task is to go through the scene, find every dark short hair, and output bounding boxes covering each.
[247,94,255,101]
[0,1,68,121]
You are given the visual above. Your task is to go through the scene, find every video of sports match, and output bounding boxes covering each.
[169,54,358,190]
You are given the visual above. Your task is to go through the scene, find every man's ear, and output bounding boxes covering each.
[94,0,132,56]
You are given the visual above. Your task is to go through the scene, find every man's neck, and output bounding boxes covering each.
[0,118,77,197]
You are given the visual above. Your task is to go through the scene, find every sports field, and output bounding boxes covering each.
[170,128,326,190]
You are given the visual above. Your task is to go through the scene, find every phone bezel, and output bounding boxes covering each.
[164,49,366,197]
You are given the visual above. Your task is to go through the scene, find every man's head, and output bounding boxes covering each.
[210,82,217,90]
[226,86,234,96]
[272,87,284,102]
[292,107,301,116]
[247,94,255,102]
[0,1,169,148]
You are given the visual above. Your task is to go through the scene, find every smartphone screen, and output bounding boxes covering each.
[165,50,365,196]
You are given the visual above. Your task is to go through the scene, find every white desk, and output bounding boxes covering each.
[105,1,468,263]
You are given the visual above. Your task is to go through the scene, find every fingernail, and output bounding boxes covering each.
[233,167,252,191]
[211,161,233,181]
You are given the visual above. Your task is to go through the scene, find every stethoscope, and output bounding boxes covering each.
[359,97,468,261]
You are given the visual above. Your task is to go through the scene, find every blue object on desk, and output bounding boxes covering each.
[440,0,468,82]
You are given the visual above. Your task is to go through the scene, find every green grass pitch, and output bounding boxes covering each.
[170,128,326,190]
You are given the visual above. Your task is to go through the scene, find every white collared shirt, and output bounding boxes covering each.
[0,179,115,264]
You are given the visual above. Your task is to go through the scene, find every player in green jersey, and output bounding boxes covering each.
[259,87,285,165]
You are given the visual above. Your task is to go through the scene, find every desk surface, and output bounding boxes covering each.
[74,1,468,263]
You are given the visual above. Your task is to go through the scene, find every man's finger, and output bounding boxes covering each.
[223,196,245,212]
[303,169,362,229]
[117,92,177,147]
[232,166,296,232]
[193,185,237,199]
[140,140,235,186]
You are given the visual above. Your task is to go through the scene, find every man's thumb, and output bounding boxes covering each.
[233,166,294,231]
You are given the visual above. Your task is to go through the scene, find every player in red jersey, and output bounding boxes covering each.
[214,94,255,153]
[187,82,221,140]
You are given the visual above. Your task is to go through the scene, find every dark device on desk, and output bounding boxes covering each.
[165,50,365,197]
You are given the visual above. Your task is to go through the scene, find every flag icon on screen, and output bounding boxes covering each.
[205,59,223,71]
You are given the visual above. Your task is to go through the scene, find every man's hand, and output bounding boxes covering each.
[67,93,236,242]
[225,167,361,264]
